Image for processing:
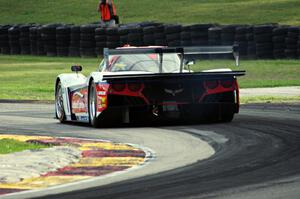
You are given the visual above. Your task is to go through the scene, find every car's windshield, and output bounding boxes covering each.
[104,53,181,73]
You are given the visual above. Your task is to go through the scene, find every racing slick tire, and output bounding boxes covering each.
[88,80,122,127]
[220,111,234,123]
[88,80,99,127]
[207,107,234,123]
[55,80,66,123]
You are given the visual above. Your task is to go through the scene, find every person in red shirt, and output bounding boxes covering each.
[98,0,118,27]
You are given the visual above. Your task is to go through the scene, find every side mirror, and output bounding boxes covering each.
[71,65,82,72]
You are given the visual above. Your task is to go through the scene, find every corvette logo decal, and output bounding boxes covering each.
[164,88,184,96]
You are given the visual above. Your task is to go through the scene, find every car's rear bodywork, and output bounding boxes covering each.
[55,45,245,126]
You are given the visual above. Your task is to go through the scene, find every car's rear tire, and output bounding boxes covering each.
[221,111,234,123]
[88,80,107,127]
[88,80,99,127]
[55,80,65,123]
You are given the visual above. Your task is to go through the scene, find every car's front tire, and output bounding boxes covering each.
[55,80,65,123]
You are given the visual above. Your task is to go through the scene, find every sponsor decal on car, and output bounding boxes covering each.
[72,89,88,113]
[96,83,110,112]
[76,116,89,121]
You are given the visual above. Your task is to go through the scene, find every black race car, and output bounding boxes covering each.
[55,45,245,127]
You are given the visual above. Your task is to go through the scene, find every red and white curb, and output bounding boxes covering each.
[0,134,153,196]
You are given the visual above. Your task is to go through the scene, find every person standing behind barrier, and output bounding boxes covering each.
[98,0,118,27]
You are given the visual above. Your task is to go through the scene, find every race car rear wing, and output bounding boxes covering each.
[103,45,240,73]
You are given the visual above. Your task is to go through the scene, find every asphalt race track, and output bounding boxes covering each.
[0,103,300,199]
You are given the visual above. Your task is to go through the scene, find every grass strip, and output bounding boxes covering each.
[0,55,300,100]
[0,55,98,100]
[240,95,300,104]
[0,138,49,154]
[191,59,300,88]
[0,0,300,25]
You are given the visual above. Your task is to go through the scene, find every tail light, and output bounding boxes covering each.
[221,80,233,88]
[205,80,219,89]
[112,84,126,92]
[128,83,142,92]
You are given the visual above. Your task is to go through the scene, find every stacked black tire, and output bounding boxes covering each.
[56,26,70,57]
[180,25,192,46]
[118,26,129,47]
[221,25,237,59]
[69,26,80,57]
[19,25,31,55]
[272,26,289,59]
[8,26,21,54]
[3,22,300,60]
[298,33,300,58]
[41,24,58,56]
[246,26,256,59]
[106,27,120,49]
[143,26,156,46]
[95,27,107,56]
[127,27,143,46]
[221,25,236,45]
[0,25,11,54]
[234,26,249,58]
[208,27,222,59]
[190,24,212,46]
[254,25,275,59]
[154,25,167,46]
[80,25,97,57]
[285,27,299,59]
[29,26,38,55]
[165,24,181,47]
[208,27,222,45]
[36,26,46,56]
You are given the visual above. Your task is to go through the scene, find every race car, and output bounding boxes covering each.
[55,45,245,127]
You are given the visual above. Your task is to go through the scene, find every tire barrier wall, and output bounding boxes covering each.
[1,23,300,59]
